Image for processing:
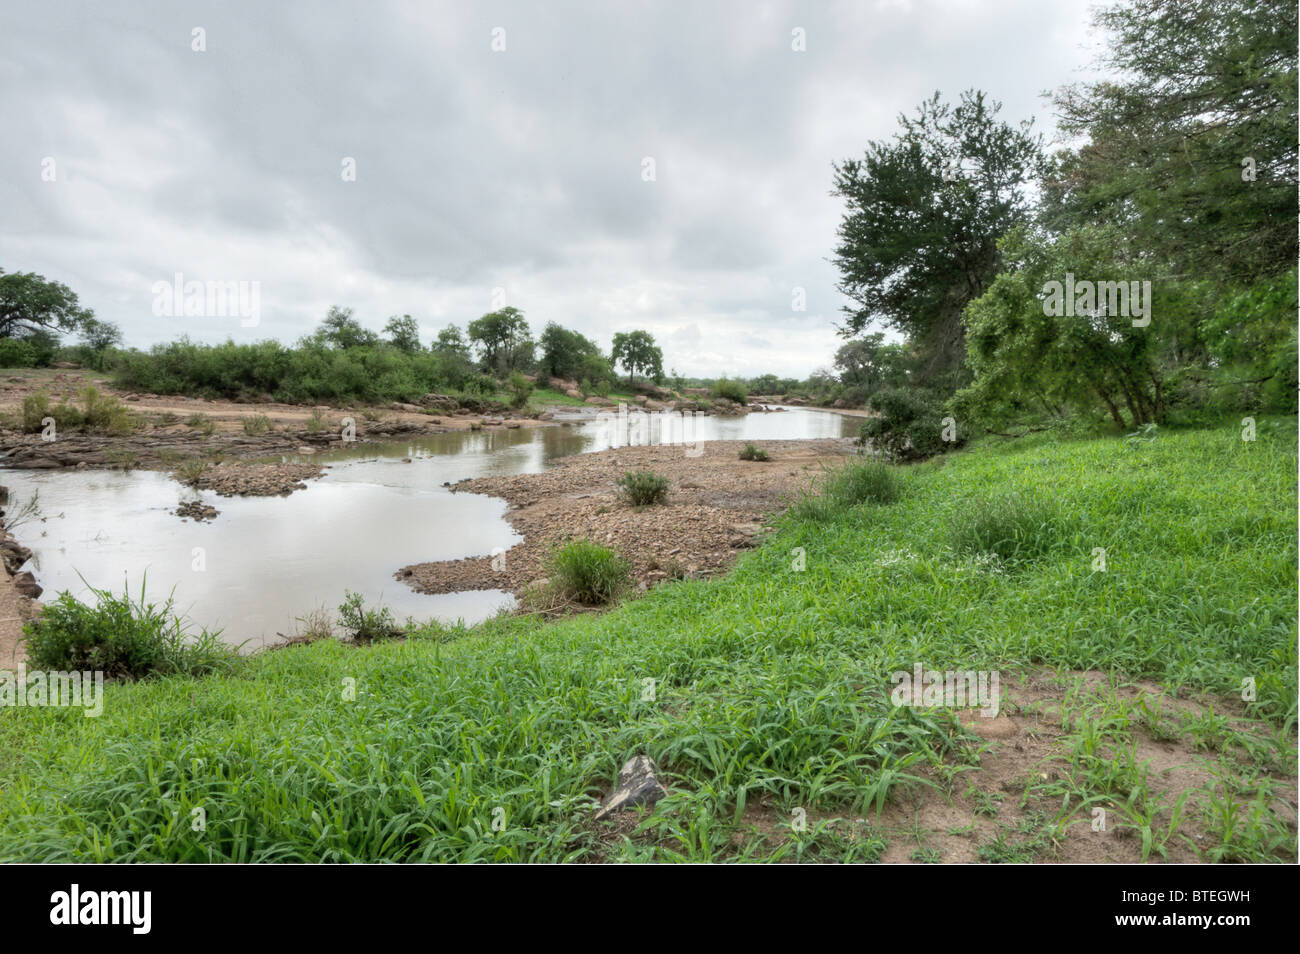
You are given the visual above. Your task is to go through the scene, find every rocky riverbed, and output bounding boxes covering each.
[396,438,857,600]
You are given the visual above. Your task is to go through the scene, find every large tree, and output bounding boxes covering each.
[539,322,608,382]
[315,305,378,349]
[0,269,94,339]
[831,91,1045,381]
[383,314,421,352]
[1048,0,1298,284]
[610,330,663,386]
[468,307,533,374]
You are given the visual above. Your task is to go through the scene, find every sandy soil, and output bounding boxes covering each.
[397,438,857,599]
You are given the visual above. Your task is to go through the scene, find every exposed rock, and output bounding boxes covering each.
[585,396,614,406]
[594,755,667,820]
[175,500,219,522]
[12,571,42,599]
[420,393,460,413]
[1,538,32,574]
[565,389,583,399]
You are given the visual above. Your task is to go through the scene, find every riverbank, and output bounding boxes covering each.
[1,418,1293,862]
[398,438,856,598]
[0,367,553,492]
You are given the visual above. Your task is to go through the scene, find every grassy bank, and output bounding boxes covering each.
[0,418,1294,861]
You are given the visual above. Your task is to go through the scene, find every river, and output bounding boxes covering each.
[2,406,858,648]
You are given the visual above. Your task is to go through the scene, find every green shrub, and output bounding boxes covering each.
[859,387,955,460]
[739,442,770,462]
[338,592,402,643]
[616,470,669,506]
[79,387,136,435]
[549,539,630,605]
[305,408,326,433]
[711,378,748,403]
[950,492,1069,565]
[506,371,533,409]
[0,338,37,368]
[20,389,94,434]
[22,582,239,679]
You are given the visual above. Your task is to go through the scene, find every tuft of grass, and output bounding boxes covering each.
[175,458,208,487]
[186,412,216,436]
[241,413,272,435]
[739,443,770,462]
[305,408,327,434]
[616,470,669,507]
[21,579,239,680]
[950,492,1070,566]
[549,539,630,605]
[793,458,900,519]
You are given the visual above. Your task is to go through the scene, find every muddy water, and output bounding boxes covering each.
[3,407,856,648]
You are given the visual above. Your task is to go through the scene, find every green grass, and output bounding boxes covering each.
[0,417,1293,861]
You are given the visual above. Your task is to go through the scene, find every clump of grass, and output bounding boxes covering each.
[337,592,402,643]
[739,443,770,462]
[792,459,900,520]
[241,413,271,435]
[617,470,669,507]
[22,580,239,679]
[549,539,629,605]
[155,411,178,427]
[950,492,1068,565]
[175,458,208,487]
[305,408,327,434]
[827,459,899,505]
[186,412,216,436]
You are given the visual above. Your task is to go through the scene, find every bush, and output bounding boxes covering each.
[22,582,239,679]
[859,386,955,460]
[739,442,770,462]
[616,470,669,506]
[711,378,748,403]
[549,539,629,605]
[0,338,37,368]
[338,592,402,643]
[79,387,136,435]
[950,492,1069,566]
[506,371,533,409]
[20,388,136,436]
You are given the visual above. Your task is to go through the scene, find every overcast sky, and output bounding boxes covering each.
[1,0,1102,378]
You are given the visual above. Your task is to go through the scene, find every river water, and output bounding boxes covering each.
[2,407,857,648]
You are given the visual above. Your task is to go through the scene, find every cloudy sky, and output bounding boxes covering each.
[1,0,1102,378]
